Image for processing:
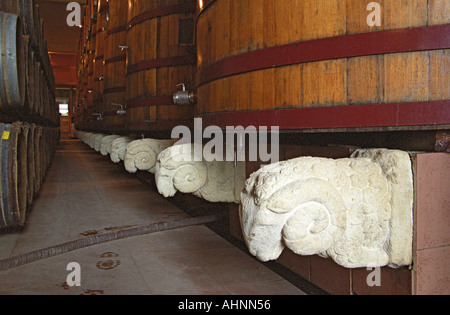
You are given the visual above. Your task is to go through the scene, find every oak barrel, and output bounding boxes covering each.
[102,0,128,130]
[196,0,450,128]
[0,122,28,229]
[0,12,26,108]
[126,0,196,130]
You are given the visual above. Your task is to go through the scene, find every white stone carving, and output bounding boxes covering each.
[93,134,107,152]
[239,149,413,269]
[110,136,134,163]
[124,139,176,174]
[350,149,414,268]
[76,131,92,144]
[155,143,246,203]
[86,133,97,148]
[100,135,121,156]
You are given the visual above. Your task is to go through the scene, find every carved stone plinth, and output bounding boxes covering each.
[110,137,134,163]
[100,135,121,156]
[240,149,413,268]
[93,134,107,152]
[124,139,175,173]
[76,131,92,145]
[155,143,246,204]
[86,133,97,148]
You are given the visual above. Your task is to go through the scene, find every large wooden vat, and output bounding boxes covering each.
[86,1,97,121]
[75,0,97,129]
[196,0,450,130]
[93,0,108,109]
[126,0,197,132]
[102,0,128,130]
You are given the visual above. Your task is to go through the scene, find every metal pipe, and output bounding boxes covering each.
[0,215,220,272]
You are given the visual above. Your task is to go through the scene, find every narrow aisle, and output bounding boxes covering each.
[0,140,305,295]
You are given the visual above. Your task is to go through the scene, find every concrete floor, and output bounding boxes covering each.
[0,139,306,295]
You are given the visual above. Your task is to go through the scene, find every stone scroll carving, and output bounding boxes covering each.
[155,143,246,204]
[110,137,134,163]
[239,149,413,269]
[86,133,97,148]
[124,139,176,174]
[93,134,107,152]
[100,135,121,156]
[75,131,92,145]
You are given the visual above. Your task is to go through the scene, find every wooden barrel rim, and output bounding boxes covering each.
[196,0,215,19]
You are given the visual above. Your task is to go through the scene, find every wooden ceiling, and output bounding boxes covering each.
[36,0,85,86]
[36,0,85,53]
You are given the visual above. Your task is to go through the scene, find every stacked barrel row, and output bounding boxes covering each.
[75,0,197,134]
[0,122,58,230]
[0,0,58,125]
[0,0,60,230]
